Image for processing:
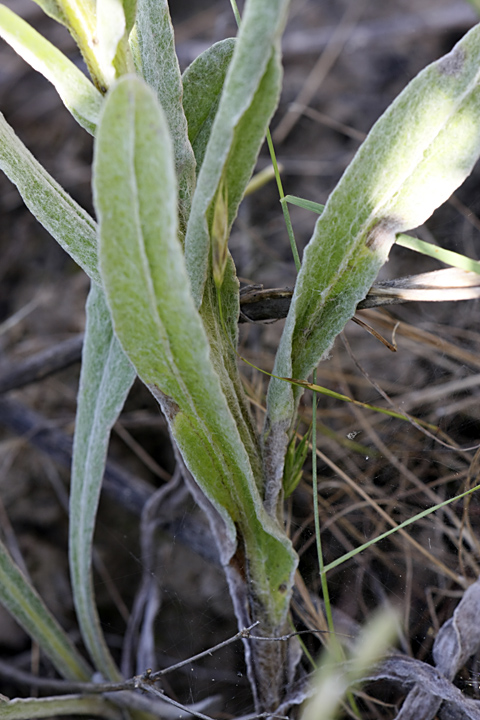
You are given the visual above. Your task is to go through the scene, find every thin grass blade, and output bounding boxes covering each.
[323,482,480,574]
[396,233,480,274]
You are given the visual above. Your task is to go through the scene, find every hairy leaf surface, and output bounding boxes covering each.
[184,0,290,307]
[70,284,135,680]
[182,38,235,171]
[135,0,196,232]
[0,5,103,133]
[265,22,480,498]
[0,540,91,681]
[0,113,99,282]
[94,75,297,625]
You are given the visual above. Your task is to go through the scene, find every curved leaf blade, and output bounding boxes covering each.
[184,0,289,306]
[135,0,196,232]
[182,38,235,171]
[29,0,69,26]
[0,5,103,134]
[69,284,135,681]
[93,75,297,627]
[96,0,132,84]
[265,22,480,487]
[0,113,99,283]
[0,540,91,681]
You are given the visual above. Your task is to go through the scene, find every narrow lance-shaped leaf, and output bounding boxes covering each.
[0,539,91,681]
[0,5,103,134]
[93,76,297,629]
[135,0,196,233]
[182,29,287,501]
[182,38,235,171]
[184,0,290,307]
[265,22,480,498]
[0,112,99,283]
[69,283,135,680]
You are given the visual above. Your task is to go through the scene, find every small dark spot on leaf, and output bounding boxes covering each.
[438,47,465,77]
[365,216,400,252]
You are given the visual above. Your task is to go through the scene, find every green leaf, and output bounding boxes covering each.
[184,0,290,307]
[265,22,480,489]
[181,2,290,507]
[93,75,297,627]
[0,540,91,681]
[0,695,121,720]
[0,5,103,134]
[29,0,69,26]
[284,194,480,276]
[122,0,137,33]
[30,0,114,93]
[135,0,196,233]
[182,38,235,171]
[70,284,135,680]
[0,113,99,283]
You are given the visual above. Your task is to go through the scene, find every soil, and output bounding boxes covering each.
[1,0,480,718]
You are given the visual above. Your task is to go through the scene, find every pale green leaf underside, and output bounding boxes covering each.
[94,75,297,624]
[267,22,480,438]
[135,0,196,230]
[0,112,99,283]
[0,540,91,682]
[70,284,135,681]
[30,0,96,33]
[96,0,128,86]
[184,0,290,307]
[0,5,103,134]
[182,37,235,171]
